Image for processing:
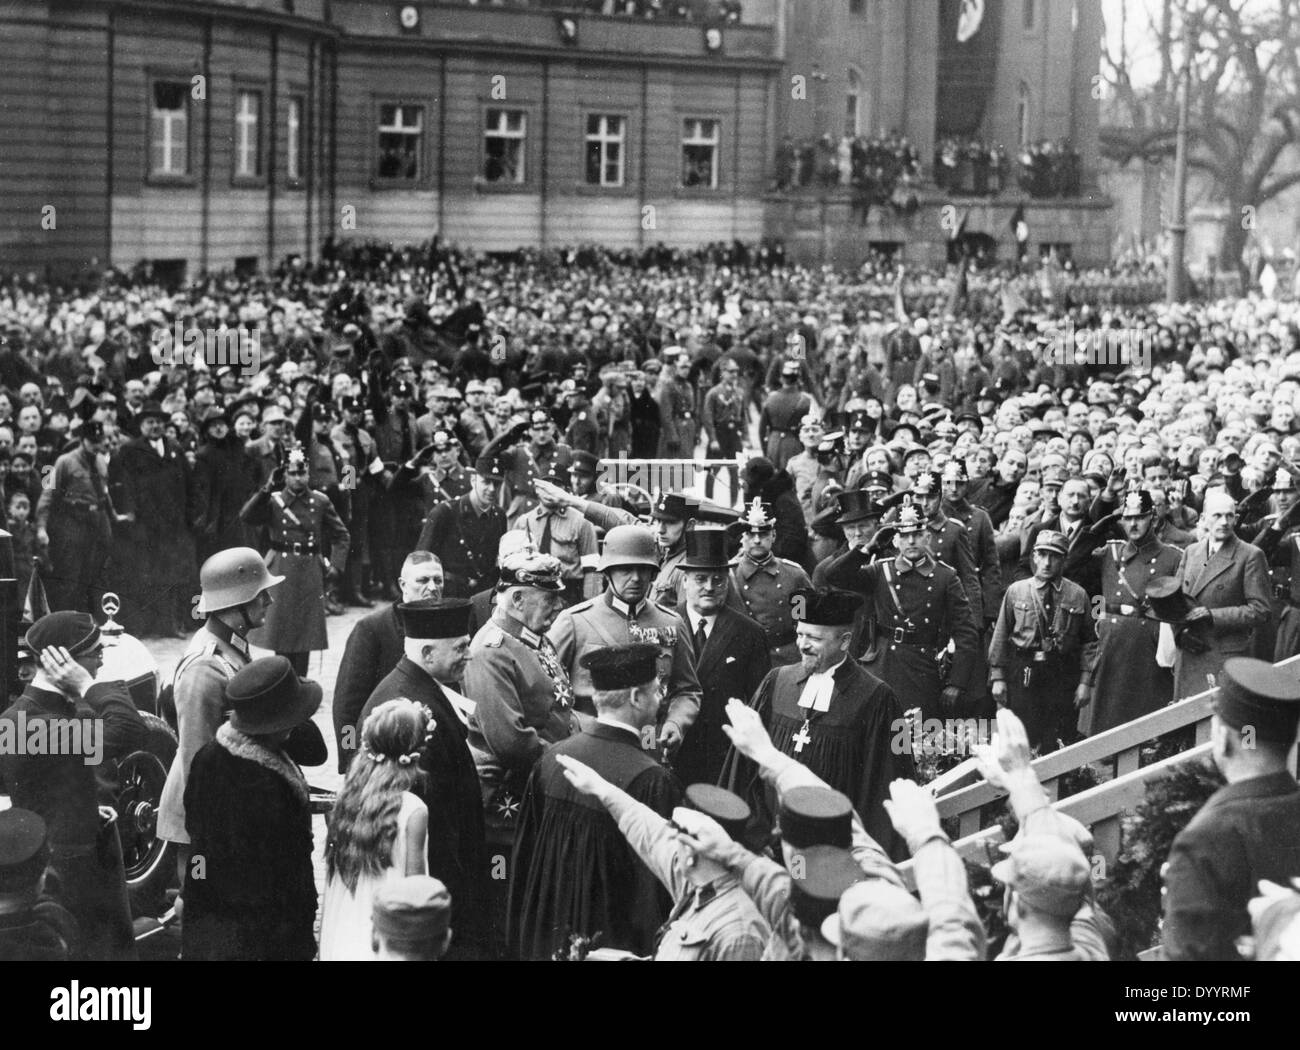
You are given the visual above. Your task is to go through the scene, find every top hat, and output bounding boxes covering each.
[138,400,169,421]
[835,489,882,526]
[680,525,731,571]
[1144,575,1196,623]
[225,656,323,737]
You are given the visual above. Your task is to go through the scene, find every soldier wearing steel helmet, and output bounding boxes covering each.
[547,524,701,757]
[157,545,284,883]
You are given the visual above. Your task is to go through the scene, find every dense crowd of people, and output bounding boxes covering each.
[1,238,1299,963]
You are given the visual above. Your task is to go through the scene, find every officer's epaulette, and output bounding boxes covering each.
[482,626,505,648]
[309,488,330,502]
[777,557,803,570]
[1105,539,1126,553]
[569,597,598,614]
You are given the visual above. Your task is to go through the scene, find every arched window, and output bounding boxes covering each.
[1017,81,1031,146]
[844,67,862,138]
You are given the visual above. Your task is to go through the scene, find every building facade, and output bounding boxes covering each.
[1,0,780,278]
[1,0,1109,277]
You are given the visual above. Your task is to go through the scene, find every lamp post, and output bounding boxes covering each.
[1166,44,1192,302]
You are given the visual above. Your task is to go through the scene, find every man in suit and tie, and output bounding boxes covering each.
[1172,490,1271,699]
[672,525,771,785]
[1018,473,1094,584]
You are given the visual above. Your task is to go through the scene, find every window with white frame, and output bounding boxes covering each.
[150,81,189,177]
[585,114,625,187]
[681,118,720,189]
[234,90,263,178]
[378,103,422,180]
[484,108,527,183]
[286,95,304,182]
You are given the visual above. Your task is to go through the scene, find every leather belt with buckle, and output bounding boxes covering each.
[273,540,318,555]
[1105,603,1140,616]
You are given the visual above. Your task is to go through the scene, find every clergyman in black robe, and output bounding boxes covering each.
[723,658,912,860]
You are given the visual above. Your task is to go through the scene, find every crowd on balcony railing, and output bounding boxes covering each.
[773,133,922,221]
[773,134,1085,204]
[932,136,1010,197]
[1018,138,1083,199]
[465,0,744,22]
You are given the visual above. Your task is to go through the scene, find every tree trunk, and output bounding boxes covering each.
[1218,191,1250,287]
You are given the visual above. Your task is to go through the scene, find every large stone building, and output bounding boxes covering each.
[1,0,1109,277]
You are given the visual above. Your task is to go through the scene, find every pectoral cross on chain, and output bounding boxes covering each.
[791,721,812,755]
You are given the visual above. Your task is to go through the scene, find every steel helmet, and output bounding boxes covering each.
[597,525,661,572]
[197,547,284,614]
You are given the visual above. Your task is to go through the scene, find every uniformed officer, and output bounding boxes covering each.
[240,445,351,675]
[886,470,981,623]
[1072,488,1184,735]
[35,419,129,614]
[389,428,471,515]
[331,394,383,606]
[526,408,573,482]
[727,498,813,666]
[826,500,980,720]
[1163,657,1300,960]
[650,491,699,607]
[417,451,509,598]
[157,546,283,883]
[548,524,701,754]
[515,472,599,604]
[987,531,1092,752]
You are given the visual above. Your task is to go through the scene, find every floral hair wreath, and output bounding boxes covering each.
[362,701,436,764]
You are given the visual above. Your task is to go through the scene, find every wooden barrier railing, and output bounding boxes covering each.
[898,654,1300,893]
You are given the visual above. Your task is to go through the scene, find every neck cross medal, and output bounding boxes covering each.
[791,720,813,755]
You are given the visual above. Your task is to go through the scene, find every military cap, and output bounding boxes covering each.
[779,786,853,850]
[372,875,452,948]
[580,643,661,691]
[1032,530,1069,557]
[1213,657,1300,744]
[693,500,741,527]
[651,492,698,523]
[737,497,776,531]
[991,835,1091,918]
[791,588,862,628]
[398,599,472,640]
[465,379,489,394]
[310,401,332,423]
[0,808,51,893]
[892,423,921,445]
[781,360,803,377]
[198,407,231,431]
[428,430,459,452]
[569,450,600,477]
[340,395,365,414]
[391,379,418,399]
[848,411,871,432]
[1272,467,1297,493]
[474,451,507,481]
[835,489,882,526]
[789,846,865,929]
[262,403,289,425]
[684,784,751,842]
[430,384,458,400]
[909,470,941,497]
[498,551,564,592]
[894,500,927,534]
[1040,466,1068,489]
[821,880,928,961]
[26,611,102,657]
[942,459,969,483]
[920,372,941,388]
[78,419,106,442]
[954,411,984,432]
[1120,489,1155,517]
[859,469,894,494]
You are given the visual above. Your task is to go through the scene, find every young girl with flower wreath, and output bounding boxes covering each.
[320,698,433,960]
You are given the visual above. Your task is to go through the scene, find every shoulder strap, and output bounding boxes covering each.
[880,561,907,621]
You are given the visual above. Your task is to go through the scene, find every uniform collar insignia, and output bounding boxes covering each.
[607,593,643,619]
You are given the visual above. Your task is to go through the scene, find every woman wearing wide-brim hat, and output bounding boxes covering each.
[181,657,323,961]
